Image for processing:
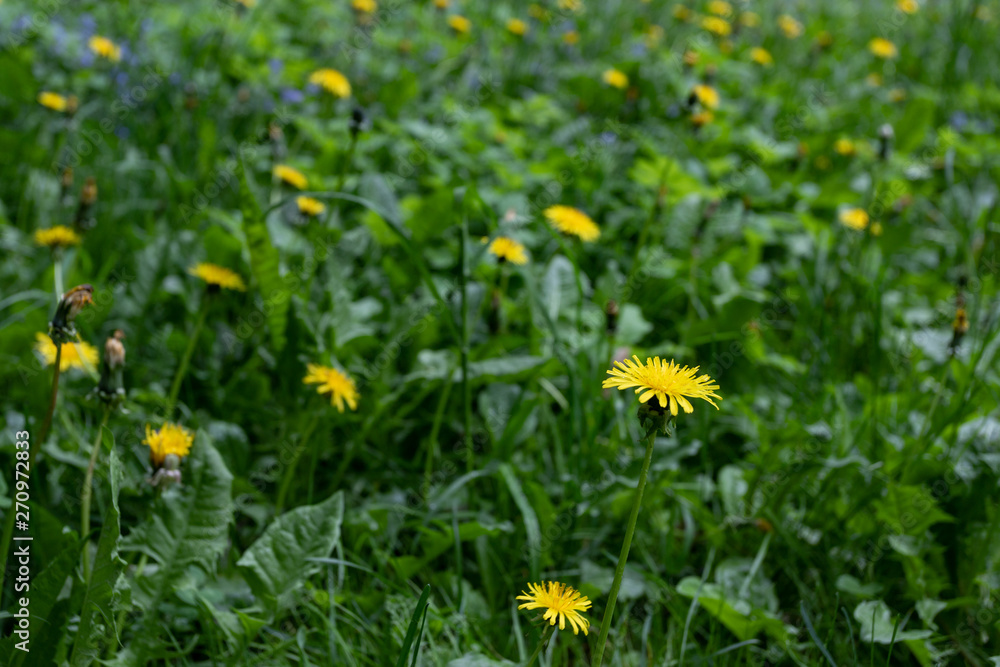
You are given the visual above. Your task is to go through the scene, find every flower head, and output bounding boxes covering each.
[839,207,870,231]
[896,0,918,14]
[433,0,449,7]
[603,355,721,415]
[544,205,600,242]
[89,35,121,62]
[297,196,326,217]
[740,11,761,27]
[38,92,77,113]
[868,37,898,58]
[448,14,472,34]
[488,237,528,265]
[778,14,803,39]
[834,138,856,156]
[701,16,732,36]
[309,68,351,98]
[143,423,194,468]
[673,5,693,21]
[602,68,629,89]
[304,363,359,412]
[708,1,733,17]
[189,263,247,291]
[34,225,82,249]
[274,164,309,189]
[506,18,528,36]
[35,333,98,372]
[49,284,94,343]
[352,0,376,12]
[750,47,773,65]
[691,110,714,127]
[563,30,579,45]
[97,330,126,406]
[691,84,719,109]
[557,0,581,11]
[517,582,592,635]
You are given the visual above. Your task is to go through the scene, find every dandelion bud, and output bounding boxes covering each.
[75,177,98,231]
[97,330,126,407]
[150,454,183,488]
[350,106,367,139]
[49,284,94,344]
[878,123,894,160]
[605,300,619,335]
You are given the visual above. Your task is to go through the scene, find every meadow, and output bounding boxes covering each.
[1,0,999,664]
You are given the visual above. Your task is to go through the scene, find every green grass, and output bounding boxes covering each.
[1,0,999,664]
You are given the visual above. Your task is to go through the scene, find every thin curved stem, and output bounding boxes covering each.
[275,410,321,513]
[167,294,210,418]
[525,624,554,667]
[82,408,111,581]
[592,429,657,667]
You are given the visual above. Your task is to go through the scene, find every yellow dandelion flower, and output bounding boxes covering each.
[544,205,600,242]
[563,30,580,45]
[708,1,732,17]
[37,91,76,112]
[89,35,121,62]
[603,355,721,415]
[673,5,693,21]
[506,18,528,36]
[297,196,326,216]
[750,47,773,65]
[143,423,194,468]
[701,16,732,36]
[834,138,856,156]
[870,221,884,236]
[34,225,82,248]
[839,207,870,231]
[448,14,471,34]
[692,110,714,127]
[488,237,528,265]
[274,164,309,190]
[602,68,628,89]
[303,363,359,413]
[778,14,803,39]
[34,333,98,372]
[868,37,897,58]
[558,0,581,11]
[692,84,719,109]
[896,0,918,13]
[740,11,761,27]
[188,263,247,291]
[433,0,448,8]
[352,0,376,12]
[309,69,351,98]
[865,72,883,87]
[516,582,592,635]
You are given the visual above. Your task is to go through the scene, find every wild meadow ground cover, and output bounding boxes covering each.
[1,0,999,664]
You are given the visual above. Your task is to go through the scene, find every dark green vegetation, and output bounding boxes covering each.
[1,0,1000,664]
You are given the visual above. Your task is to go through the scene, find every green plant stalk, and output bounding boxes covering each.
[275,409,322,513]
[425,374,455,493]
[336,132,358,192]
[525,624,554,667]
[166,293,210,418]
[459,200,472,472]
[0,345,62,609]
[592,429,656,667]
[81,408,111,581]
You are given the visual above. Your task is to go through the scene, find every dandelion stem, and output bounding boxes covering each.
[458,191,473,471]
[167,294,210,418]
[81,407,111,581]
[336,132,358,192]
[525,624,554,667]
[592,429,656,667]
[276,409,322,513]
[0,345,62,608]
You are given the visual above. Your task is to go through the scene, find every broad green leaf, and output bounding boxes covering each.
[238,160,288,352]
[853,600,932,643]
[675,576,793,644]
[237,491,344,613]
[894,97,935,154]
[2,531,79,667]
[71,449,126,667]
